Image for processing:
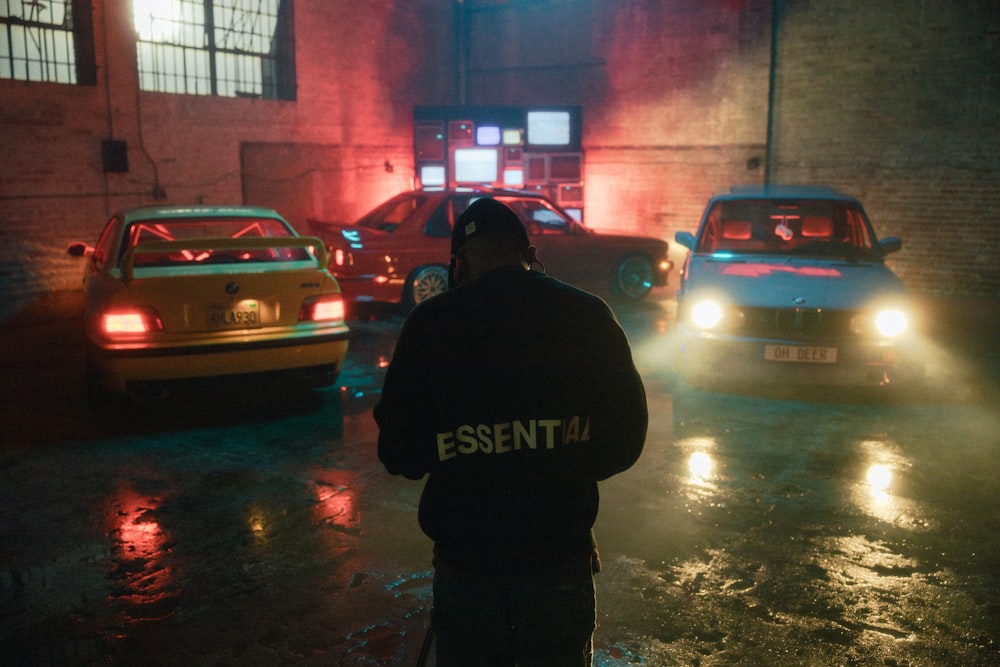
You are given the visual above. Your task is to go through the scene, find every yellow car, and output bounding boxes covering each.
[67,206,350,403]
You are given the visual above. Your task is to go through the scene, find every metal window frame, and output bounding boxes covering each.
[134,0,295,101]
[0,0,95,85]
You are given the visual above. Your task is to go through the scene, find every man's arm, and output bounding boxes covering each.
[373,320,437,480]
[584,310,648,481]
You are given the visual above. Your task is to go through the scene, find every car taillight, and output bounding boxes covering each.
[333,248,345,266]
[100,307,164,336]
[300,294,345,322]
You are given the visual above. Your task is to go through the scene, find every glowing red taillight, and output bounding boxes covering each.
[333,248,345,266]
[299,294,345,322]
[101,308,164,335]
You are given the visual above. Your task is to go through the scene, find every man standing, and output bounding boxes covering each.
[374,197,647,666]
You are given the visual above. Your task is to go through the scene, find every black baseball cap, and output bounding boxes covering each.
[451,197,530,255]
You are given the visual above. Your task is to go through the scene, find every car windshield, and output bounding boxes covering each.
[696,199,876,258]
[356,194,430,232]
[124,216,309,267]
[501,198,575,235]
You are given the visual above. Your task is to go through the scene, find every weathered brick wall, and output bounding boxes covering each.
[0,0,452,320]
[464,0,774,284]
[468,0,998,296]
[770,0,1000,295]
[2,0,997,323]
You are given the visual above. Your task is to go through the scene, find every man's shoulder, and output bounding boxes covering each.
[409,270,611,320]
[531,273,614,311]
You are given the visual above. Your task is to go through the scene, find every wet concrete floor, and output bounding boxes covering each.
[1,293,998,666]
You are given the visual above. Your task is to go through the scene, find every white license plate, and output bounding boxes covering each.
[208,301,261,329]
[764,344,837,363]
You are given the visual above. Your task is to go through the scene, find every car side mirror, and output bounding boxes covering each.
[674,231,695,250]
[67,242,93,257]
[879,236,902,255]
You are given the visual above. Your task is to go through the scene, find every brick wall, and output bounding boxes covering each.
[770,0,1000,295]
[0,0,452,321]
[1,0,997,324]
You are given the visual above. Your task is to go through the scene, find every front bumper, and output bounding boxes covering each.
[674,328,920,388]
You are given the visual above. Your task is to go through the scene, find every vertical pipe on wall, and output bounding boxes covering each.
[456,0,468,105]
[765,0,781,187]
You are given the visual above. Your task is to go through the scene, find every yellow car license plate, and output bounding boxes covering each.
[208,301,261,329]
[764,344,837,363]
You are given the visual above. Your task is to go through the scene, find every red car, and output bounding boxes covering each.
[309,189,671,308]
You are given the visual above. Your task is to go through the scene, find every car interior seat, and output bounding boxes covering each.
[800,216,833,239]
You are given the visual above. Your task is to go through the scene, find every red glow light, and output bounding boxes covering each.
[312,471,358,532]
[721,263,842,278]
[107,484,174,608]
[300,294,345,322]
[101,308,163,335]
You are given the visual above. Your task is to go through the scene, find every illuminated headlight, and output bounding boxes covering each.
[851,308,909,337]
[690,300,724,329]
[874,309,908,337]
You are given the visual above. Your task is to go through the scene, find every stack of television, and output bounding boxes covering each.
[413,106,585,221]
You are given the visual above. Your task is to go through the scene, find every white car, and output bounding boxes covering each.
[673,186,918,388]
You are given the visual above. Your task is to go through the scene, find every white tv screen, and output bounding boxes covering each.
[526,111,571,146]
[454,148,498,183]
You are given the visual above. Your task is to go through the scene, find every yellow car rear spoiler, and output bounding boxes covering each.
[121,236,330,282]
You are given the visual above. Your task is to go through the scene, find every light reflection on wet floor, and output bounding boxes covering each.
[1,296,998,665]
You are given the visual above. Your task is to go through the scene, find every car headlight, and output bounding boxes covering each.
[690,299,725,330]
[874,308,908,337]
[851,307,909,338]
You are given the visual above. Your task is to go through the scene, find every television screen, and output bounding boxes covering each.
[477,125,501,146]
[527,111,571,146]
[502,128,523,146]
[420,164,446,187]
[503,168,524,187]
[454,148,498,183]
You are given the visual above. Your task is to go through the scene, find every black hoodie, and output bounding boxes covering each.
[374,266,648,576]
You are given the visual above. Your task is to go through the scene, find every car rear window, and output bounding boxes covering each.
[124,216,310,267]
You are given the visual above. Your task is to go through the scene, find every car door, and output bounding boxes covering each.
[500,196,599,290]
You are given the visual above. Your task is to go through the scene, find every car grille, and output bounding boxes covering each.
[734,306,854,340]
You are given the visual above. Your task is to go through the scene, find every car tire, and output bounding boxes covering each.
[405,264,449,309]
[612,254,655,300]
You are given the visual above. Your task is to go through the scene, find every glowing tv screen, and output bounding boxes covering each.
[503,168,524,187]
[476,125,501,146]
[502,128,523,145]
[454,148,498,183]
[420,164,446,187]
[526,111,571,146]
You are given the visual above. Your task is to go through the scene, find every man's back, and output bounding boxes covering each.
[375,266,647,574]
[375,195,647,665]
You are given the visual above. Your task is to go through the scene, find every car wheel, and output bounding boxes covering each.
[405,264,449,308]
[613,254,654,300]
